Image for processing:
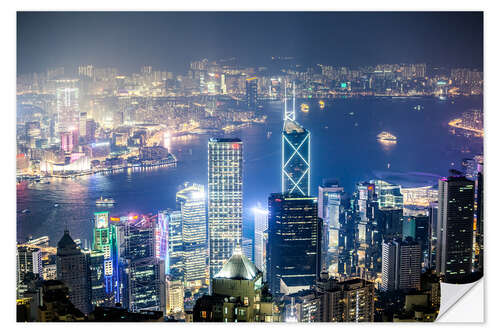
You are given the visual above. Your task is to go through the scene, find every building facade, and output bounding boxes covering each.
[267,193,322,296]
[436,176,475,282]
[208,138,243,279]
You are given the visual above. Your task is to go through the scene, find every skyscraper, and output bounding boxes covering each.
[242,237,253,261]
[245,77,258,111]
[123,216,165,313]
[176,183,208,289]
[382,238,421,291]
[318,181,344,275]
[253,205,269,272]
[56,230,91,314]
[159,210,183,280]
[267,193,322,296]
[16,246,42,297]
[436,176,475,282]
[92,211,118,297]
[55,83,79,134]
[208,138,243,279]
[282,82,311,196]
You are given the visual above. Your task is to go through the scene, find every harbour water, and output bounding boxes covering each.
[17,96,483,245]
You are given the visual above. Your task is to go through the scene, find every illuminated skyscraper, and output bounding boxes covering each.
[436,176,475,282]
[242,237,253,261]
[318,181,344,275]
[168,210,184,280]
[282,82,311,196]
[208,138,243,279]
[245,77,258,111]
[176,183,208,289]
[253,205,268,272]
[267,193,322,296]
[371,180,404,209]
[123,216,166,313]
[56,83,79,134]
[92,212,118,298]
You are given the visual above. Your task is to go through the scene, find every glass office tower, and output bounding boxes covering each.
[176,183,208,289]
[436,176,475,283]
[208,138,243,279]
[266,193,322,296]
[281,81,310,196]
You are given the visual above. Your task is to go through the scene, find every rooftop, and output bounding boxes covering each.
[214,248,259,280]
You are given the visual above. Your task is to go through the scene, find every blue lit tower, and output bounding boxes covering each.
[176,183,208,289]
[282,81,311,196]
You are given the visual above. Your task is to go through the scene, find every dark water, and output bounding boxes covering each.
[17,96,483,245]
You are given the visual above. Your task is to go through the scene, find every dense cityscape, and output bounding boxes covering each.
[16,12,484,323]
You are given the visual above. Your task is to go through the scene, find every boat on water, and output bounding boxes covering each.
[96,196,115,205]
[21,209,30,214]
[54,204,59,208]
[377,131,397,144]
[266,131,272,139]
[319,100,325,109]
[300,103,309,113]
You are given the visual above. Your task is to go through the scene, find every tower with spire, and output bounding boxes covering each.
[281,81,311,196]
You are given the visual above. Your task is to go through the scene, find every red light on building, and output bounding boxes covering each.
[275,198,282,202]
[232,143,240,149]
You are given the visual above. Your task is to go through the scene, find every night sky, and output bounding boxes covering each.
[17,11,483,74]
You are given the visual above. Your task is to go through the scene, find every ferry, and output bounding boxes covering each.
[21,209,30,214]
[300,103,309,113]
[54,204,59,208]
[413,105,424,111]
[319,100,325,109]
[96,196,115,205]
[377,131,397,144]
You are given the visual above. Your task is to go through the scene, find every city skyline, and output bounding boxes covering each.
[16,11,484,322]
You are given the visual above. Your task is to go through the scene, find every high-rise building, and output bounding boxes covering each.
[267,193,322,296]
[436,176,475,282]
[163,210,183,281]
[176,183,208,289]
[79,112,87,140]
[377,207,404,239]
[282,82,310,196]
[208,138,243,279]
[316,276,375,322]
[428,201,439,270]
[92,212,118,299]
[286,275,375,322]
[123,216,165,313]
[56,230,91,314]
[382,238,421,291]
[56,85,79,134]
[242,237,253,261]
[253,205,268,272]
[475,172,484,273]
[245,77,258,111]
[88,250,108,308]
[16,246,42,297]
[282,121,311,196]
[371,180,404,210]
[318,181,344,275]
